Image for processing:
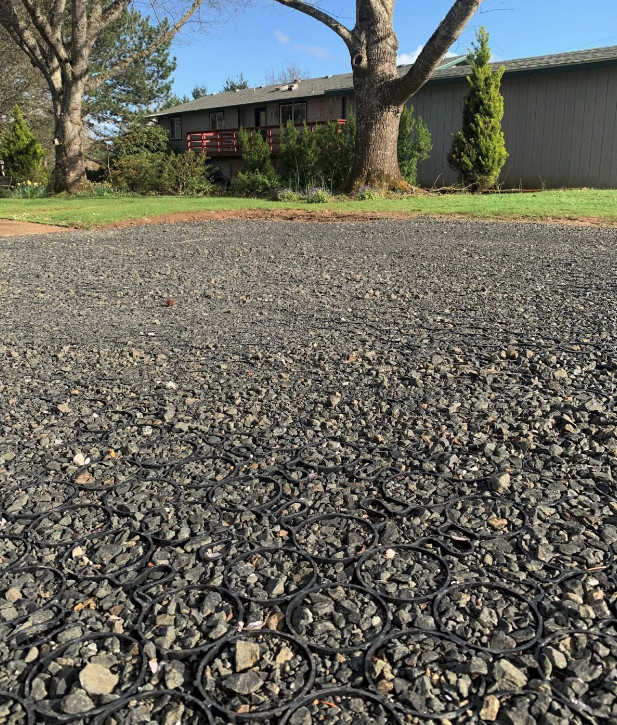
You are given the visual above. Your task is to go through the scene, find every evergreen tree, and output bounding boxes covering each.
[448,27,508,191]
[277,120,318,190]
[237,127,275,177]
[221,74,250,92]
[192,84,208,99]
[85,10,177,134]
[1,104,45,182]
[397,105,432,186]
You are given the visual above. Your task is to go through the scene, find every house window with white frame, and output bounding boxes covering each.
[210,111,225,130]
[280,102,306,125]
[169,116,182,140]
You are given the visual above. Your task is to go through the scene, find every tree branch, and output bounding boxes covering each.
[18,0,69,64]
[98,0,130,36]
[390,0,482,104]
[0,1,57,83]
[272,0,352,49]
[86,0,204,92]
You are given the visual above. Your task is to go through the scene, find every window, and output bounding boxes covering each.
[169,116,182,141]
[280,102,306,125]
[210,111,225,130]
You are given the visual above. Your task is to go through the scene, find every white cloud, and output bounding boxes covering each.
[397,44,459,65]
[274,28,333,61]
[274,29,290,44]
[397,44,424,65]
[294,43,333,61]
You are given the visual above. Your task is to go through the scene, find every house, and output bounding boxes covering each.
[153,45,617,188]
[154,71,360,179]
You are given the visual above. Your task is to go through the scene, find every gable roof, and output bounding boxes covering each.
[154,45,617,118]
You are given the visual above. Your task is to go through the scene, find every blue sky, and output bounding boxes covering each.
[167,0,617,98]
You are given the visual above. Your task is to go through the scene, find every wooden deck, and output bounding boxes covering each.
[187,120,346,157]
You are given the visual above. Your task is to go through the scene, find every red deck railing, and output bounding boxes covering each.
[187,120,346,157]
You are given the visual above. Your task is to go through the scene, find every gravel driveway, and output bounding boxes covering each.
[0,218,616,724]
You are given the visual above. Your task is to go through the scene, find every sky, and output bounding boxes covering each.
[164,0,617,98]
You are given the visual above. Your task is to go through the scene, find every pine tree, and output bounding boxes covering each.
[448,27,508,191]
[1,104,45,183]
[397,105,432,186]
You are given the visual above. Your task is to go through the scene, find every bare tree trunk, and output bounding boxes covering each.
[53,79,87,192]
[346,0,403,189]
[349,75,404,190]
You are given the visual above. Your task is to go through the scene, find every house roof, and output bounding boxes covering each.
[154,44,617,118]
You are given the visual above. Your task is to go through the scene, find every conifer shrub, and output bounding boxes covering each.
[397,105,431,186]
[1,105,46,184]
[276,120,318,191]
[237,127,276,178]
[448,27,508,191]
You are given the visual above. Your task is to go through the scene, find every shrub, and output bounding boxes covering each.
[276,188,302,202]
[313,115,356,191]
[397,105,432,186]
[110,152,166,193]
[1,105,46,185]
[277,120,318,190]
[305,186,331,203]
[448,27,508,191]
[237,127,276,177]
[230,170,278,197]
[112,124,170,159]
[159,151,214,195]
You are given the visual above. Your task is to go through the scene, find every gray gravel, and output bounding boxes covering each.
[0,218,616,724]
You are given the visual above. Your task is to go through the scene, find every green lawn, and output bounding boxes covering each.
[0,189,616,229]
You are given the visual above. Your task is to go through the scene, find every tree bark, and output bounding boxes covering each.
[346,0,404,189]
[349,75,403,189]
[53,79,87,192]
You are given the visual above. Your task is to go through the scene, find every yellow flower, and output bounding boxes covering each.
[26,180,32,185]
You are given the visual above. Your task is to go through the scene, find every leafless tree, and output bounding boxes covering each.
[272,0,482,189]
[264,60,309,85]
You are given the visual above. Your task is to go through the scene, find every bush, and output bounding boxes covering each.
[313,115,356,192]
[230,170,278,197]
[305,186,331,203]
[158,151,214,195]
[277,121,318,190]
[277,116,355,193]
[397,105,431,186]
[448,27,508,191]
[1,105,46,185]
[112,124,170,159]
[237,128,276,177]
[110,152,166,193]
[276,188,302,202]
